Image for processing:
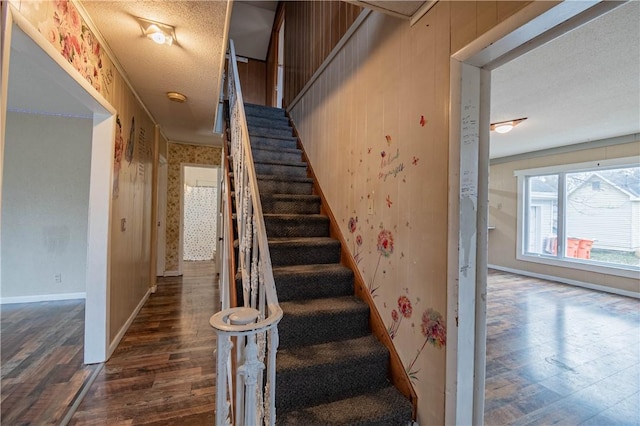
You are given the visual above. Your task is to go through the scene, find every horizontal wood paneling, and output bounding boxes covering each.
[283,1,362,106]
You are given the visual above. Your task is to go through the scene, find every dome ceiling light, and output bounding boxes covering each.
[167,92,187,103]
[136,17,176,46]
[491,117,527,134]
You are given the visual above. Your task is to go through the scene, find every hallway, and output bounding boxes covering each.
[71,261,218,424]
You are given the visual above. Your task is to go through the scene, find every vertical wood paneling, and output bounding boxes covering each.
[232,59,267,106]
[283,1,362,106]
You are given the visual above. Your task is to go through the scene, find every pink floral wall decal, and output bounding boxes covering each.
[348,217,363,264]
[420,115,427,127]
[388,295,413,339]
[369,229,394,296]
[406,308,446,381]
[412,156,419,165]
[386,195,393,208]
[385,135,392,145]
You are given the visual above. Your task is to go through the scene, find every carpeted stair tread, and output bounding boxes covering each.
[276,335,390,413]
[268,237,341,266]
[253,147,302,163]
[276,386,413,426]
[260,194,321,215]
[278,296,369,348]
[272,263,353,301]
[264,214,329,238]
[244,103,287,118]
[255,163,308,178]
[257,174,313,183]
[254,159,307,168]
[245,115,290,129]
[250,136,298,151]
[249,125,293,138]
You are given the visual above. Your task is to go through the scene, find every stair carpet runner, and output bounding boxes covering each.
[236,103,413,425]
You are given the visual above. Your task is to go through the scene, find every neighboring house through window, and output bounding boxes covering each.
[515,156,640,279]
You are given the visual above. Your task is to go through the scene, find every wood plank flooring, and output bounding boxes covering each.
[70,261,219,425]
[1,299,97,425]
[485,270,640,425]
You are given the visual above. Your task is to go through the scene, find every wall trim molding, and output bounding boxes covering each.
[1,292,86,304]
[107,289,151,358]
[163,270,182,277]
[488,264,640,299]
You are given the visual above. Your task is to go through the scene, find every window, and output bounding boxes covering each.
[516,157,640,278]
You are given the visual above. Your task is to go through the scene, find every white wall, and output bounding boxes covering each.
[2,111,92,300]
[185,165,217,187]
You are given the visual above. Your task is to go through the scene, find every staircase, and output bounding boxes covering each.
[236,102,413,425]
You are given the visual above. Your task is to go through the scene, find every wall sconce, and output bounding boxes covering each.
[137,17,176,46]
[490,117,527,134]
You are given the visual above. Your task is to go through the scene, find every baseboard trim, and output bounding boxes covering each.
[0,292,86,304]
[107,289,151,358]
[488,264,640,299]
[163,270,182,277]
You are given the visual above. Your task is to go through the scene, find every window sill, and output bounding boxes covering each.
[516,253,640,280]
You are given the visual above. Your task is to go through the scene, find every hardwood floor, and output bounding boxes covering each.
[1,299,97,425]
[69,261,219,425]
[484,269,640,425]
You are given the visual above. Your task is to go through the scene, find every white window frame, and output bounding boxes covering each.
[515,155,640,279]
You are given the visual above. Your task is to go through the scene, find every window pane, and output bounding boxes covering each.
[526,175,558,256]
[565,166,640,267]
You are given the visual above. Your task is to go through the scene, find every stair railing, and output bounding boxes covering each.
[210,39,283,426]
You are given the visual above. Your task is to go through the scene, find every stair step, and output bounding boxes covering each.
[250,135,298,150]
[245,114,290,129]
[278,296,369,349]
[264,214,329,238]
[254,161,308,178]
[276,385,413,426]
[260,194,321,215]
[268,237,340,266]
[257,175,313,195]
[276,335,389,413]
[273,263,353,302]
[244,103,287,118]
[249,125,293,138]
[252,146,302,163]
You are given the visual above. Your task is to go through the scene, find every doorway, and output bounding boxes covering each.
[179,165,220,272]
[446,1,628,424]
[156,155,168,276]
[1,14,114,365]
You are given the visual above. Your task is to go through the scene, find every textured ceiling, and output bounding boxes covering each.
[82,0,231,145]
[490,1,640,159]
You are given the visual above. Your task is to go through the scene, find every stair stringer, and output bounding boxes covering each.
[289,119,418,421]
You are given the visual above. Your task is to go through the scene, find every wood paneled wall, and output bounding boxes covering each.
[235,59,267,106]
[283,1,362,106]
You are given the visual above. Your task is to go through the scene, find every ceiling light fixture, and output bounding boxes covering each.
[137,17,176,46]
[490,117,527,134]
[167,92,187,103]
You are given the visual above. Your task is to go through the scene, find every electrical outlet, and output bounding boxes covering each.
[55,273,62,283]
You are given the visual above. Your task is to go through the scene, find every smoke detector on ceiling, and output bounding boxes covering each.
[167,92,187,103]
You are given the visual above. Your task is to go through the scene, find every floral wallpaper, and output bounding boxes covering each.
[166,143,222,272]
[22,0,115,96]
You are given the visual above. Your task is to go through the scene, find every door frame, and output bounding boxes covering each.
[1,4,116,364]
[445,1,623,423]
[156,155,168,277]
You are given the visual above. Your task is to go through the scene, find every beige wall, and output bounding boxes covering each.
[288,2,530,423]
[165,143,222,272]
[489,141,640,294]
[2,112,92,299]
[11,0,156,343]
